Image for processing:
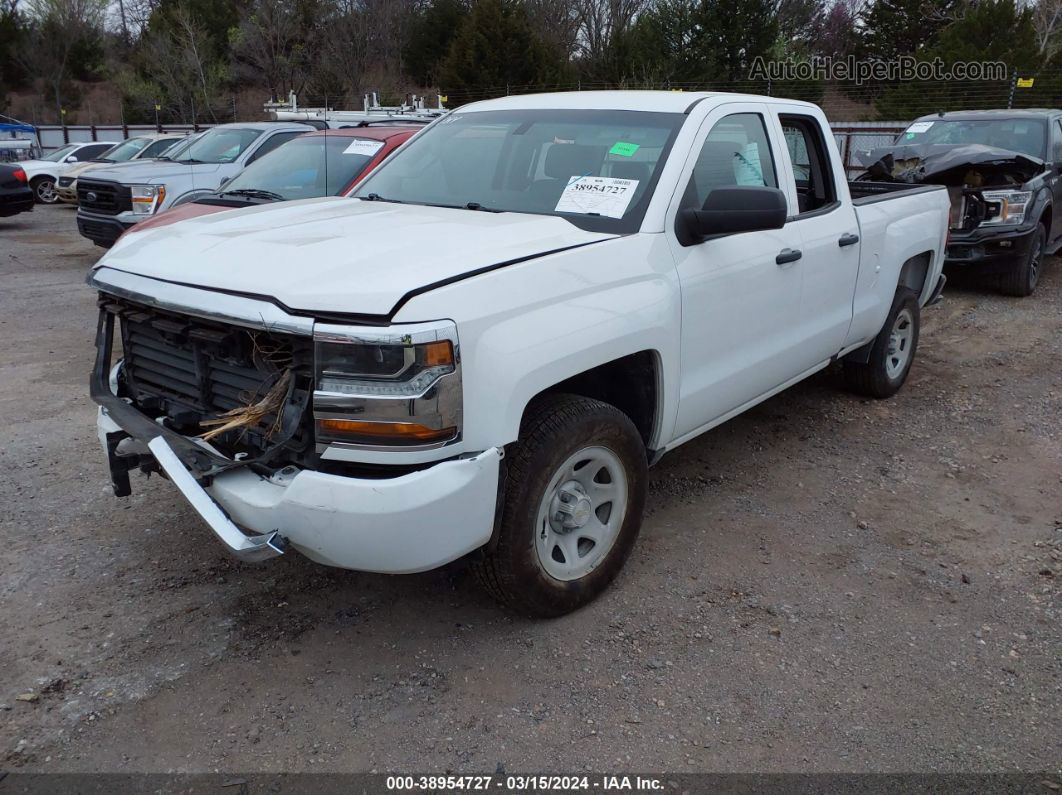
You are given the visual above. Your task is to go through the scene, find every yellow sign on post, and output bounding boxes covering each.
[1017,78,1035,88]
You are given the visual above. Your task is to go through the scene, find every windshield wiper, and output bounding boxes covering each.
[220,188,284,201]
[361,193,405,204]
[424,201,503,213]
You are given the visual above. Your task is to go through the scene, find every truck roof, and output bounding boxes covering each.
[460,90,820,114]
[914,108,1061,121]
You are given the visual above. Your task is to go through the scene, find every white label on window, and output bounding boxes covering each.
[906,121,934,133]
[735,142,765,186]
[554,176,639,219]
[343,139,385,156]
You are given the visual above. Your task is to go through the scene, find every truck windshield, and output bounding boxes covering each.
[354,109,684,233]
[900,118,1046,159]
[221,135,384,200]
[98,137,150,162]
[171,127,262,164]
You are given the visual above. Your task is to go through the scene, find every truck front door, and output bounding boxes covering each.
[665,104,807,441]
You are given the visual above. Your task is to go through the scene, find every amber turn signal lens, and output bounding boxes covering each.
[317,418,456,445]
[420,340,454,367]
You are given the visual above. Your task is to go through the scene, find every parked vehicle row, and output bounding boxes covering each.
[88,91,951,617]
[56,132,190,204]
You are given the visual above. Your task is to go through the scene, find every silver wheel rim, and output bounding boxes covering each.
[534,445,628,582]
[36,180,57,203]
[885,308,914,380]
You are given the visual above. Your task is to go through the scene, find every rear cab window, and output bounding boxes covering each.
[779,114,838,216]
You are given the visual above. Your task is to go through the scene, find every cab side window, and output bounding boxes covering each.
[683,112,777,210]
[780,114,836,215]
[247,131,304,164]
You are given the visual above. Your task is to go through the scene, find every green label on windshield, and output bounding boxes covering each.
[609,141,640,157]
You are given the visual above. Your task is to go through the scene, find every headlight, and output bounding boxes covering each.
[131,184,166,215]
[979,190,1031,227]
[313,322,462,448]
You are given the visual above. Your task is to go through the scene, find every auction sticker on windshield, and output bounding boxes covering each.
[343,139,385,156]
[906,121,934,134]
[555,176,639,219]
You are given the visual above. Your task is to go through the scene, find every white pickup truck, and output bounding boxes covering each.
[89,92,949,616]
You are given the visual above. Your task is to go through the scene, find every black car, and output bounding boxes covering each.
[0,163,34,217]
[859,109,1062,296]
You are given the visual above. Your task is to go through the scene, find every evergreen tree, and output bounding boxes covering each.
[438,0,554,102]
[698,0,779,81]
[859,0,957,61]
[404,0,470,87]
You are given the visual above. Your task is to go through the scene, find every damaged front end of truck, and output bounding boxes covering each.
[856,143,1044,232]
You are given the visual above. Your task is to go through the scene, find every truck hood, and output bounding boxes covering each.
[94,197,617,317]
[856,143,1044,186]
[80,161,222,184]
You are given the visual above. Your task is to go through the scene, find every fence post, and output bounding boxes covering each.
[1007,68,1017,109]
[90,124,97,141]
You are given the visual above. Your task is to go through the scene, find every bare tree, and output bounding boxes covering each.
[232,0,319,100]
[525,0,581,59]
[318,0,415,102]
[575,0,649,64]
[1030,0,1062,61]
[139,0,226,123]
[18,0,107,122]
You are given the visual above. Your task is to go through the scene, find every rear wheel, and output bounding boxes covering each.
[843,288,920,399]
[473,394,647,617]
[998,224,1044,297]
[31,176,58,204]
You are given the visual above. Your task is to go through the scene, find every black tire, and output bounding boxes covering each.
[31,176,58,204]
[998,223,1044,297]
[473,393,648,618]
[843,288,920,399]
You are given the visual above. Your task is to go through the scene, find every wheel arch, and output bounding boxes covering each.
[522,350,663,452]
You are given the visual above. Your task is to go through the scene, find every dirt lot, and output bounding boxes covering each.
[1,205,1059,775]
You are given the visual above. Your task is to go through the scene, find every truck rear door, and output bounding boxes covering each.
[770,110,860,363]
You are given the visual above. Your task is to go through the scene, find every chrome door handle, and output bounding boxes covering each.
[838,233,860,247]
[776,248,802,265]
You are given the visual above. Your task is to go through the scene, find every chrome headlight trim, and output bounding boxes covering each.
[312,319,463,452]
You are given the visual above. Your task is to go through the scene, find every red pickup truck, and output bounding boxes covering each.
[123,125,420,237]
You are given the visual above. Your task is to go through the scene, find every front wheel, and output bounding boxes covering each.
[843,288,920,399]
[473,394,648,617]
[998,224,1044,297]
[31,176,58,204]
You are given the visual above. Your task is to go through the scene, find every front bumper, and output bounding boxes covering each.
[77,210,137,247]
[91,310,501,573]
[57,185,78,204]
[945,224,1037,274]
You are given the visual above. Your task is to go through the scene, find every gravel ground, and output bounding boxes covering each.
[1,204,1059,775]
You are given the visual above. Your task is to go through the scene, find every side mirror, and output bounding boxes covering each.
[679,185,788,244]
[218,176,232,188]
[65,155,78,163]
